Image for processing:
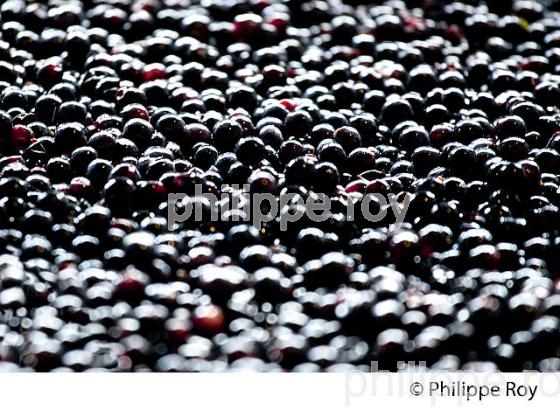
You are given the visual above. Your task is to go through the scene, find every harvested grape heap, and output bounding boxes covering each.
[0,0,559,372]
